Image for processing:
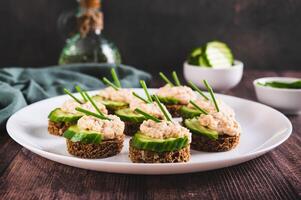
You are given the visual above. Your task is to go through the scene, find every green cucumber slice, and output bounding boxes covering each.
[180,106,202,119]
[184,118,218,140]
[157,96,181,105]
[115,108,146,123]
[132,132,189,152]
[48,108,83,123]
[92,95,128,111]
[187,47,202,66]
[204,41,234,68]
[63,125,102,144]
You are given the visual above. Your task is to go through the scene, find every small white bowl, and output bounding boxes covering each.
[183,60,243,91]
[253,77,301,114]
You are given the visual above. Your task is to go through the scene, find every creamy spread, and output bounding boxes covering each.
[98,87,133,103]
[198,112,240,136]
[81,101,108,114]
[61,99,108,115]
[61,99,81,114]
[156,84,197,104]
[140,120,191,141]
[187,98,235,117]
[77,115,125,139]
[129,99,164,118]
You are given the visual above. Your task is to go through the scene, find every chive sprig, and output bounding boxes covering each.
[64,88,83,104]
[132,92,149,103]
[159,71,182,87]
[111,68,121,88]
[140,80,153,102]
[203,80,219,112]
[102,77,119,91]
[189,100,208,115]
[76,107,110,120]
[172,71,181,86]
[135,108,161,123]
[159,72,174,86]
[83,90,106,117]
[153,95,172,121]
[188,81,209,100]
[75,85,88,102]
[101,68,121,91]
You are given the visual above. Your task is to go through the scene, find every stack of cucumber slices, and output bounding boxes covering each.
[187,41,234,68]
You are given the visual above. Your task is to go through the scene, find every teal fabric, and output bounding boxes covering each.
[0,63,151,126]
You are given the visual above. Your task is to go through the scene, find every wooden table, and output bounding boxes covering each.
[0,70,300,200]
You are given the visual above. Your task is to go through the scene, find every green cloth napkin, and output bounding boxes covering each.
[0,63,151,126]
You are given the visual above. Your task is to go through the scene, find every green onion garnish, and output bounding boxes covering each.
[111,68,121,88]
[159,72,174,86]
[76,107,110,120]
[140,80,153,102]
[83,91,105,116]
[132,92,149,103]
[189,100,208,115]
[188,81,209,100]
[172,71,181,86]
[75,85,87,102]
[203,80,219,112]
[64,88,83,104]
[134,108,161,123]
[153,95,172,121]
[102,77,119,91]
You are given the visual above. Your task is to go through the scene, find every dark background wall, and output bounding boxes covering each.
[0,0,300,74]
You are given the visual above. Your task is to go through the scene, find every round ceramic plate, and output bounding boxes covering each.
[6,89,292,174]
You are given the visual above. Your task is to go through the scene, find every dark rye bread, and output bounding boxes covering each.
[66,135,125,159]
[165,104,183,118]
[191,133,240,152]
[129,139,190,163]
[124,121,141,136]
[48,121,75,136]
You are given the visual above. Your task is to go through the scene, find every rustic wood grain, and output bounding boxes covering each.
[0,70,300,200]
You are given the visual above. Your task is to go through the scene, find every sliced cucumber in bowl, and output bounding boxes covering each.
[204,41,234,68]
[187,41,234,68]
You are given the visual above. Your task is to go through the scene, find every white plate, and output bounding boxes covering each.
[6,89,292,174]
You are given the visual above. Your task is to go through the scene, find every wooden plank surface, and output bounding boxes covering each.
[0,70,300,200]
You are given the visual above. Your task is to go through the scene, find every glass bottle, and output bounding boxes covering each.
[59,0,121,65]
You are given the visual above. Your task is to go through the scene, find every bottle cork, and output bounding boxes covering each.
[79,0,101,9]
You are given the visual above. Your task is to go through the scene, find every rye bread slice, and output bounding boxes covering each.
[48,120,75,136]
[66,135,125,159]
[124,121,141,136]
[165,104,183,118]
[191,133,240,152]
[129,139,190,163]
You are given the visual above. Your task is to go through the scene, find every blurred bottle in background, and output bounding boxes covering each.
[58,0,121,65]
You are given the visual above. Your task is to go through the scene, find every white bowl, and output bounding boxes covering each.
[253,77,301,114]
[183,60,243,91]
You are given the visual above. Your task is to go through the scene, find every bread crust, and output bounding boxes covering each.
[48,120,74,136]
[66,135,125,159]
[165,104,183,117]
[124,121,141,136]
[191,133,240,152]
[129,139,190,163]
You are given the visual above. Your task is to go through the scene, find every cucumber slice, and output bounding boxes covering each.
[180,106,202,119]
[132,132,189,152]
[63,125,102,144]
[115,108,146,123]
[187,47,210,67]
[187,47,202,65]
[204,41,234,68]
[157,96,181,105]
[184,118,218,140]
[48,108,83,123]
[92,95,128,111]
